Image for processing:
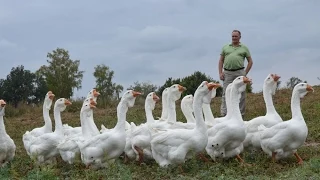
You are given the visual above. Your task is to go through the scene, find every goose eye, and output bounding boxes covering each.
[238,77,241,79]
[301,84,304,86]
[267,77,271,80]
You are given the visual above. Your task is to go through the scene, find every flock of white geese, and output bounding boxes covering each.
[0,74,314,169]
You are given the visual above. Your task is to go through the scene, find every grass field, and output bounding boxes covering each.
[1,86,320,180]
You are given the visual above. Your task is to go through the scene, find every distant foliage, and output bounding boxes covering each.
[157,77,181,97]
[276,80,281,90]
[157,71,222,98]
[246,83,253,93]
[286,77,306,89]
[37,48,84,99]
[93,64,123,106]
[0,65,40,108]
[127,81,159,99]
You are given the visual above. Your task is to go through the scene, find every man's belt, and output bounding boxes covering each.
[223,67,244,71]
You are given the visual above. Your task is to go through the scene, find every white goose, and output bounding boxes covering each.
[149,84,186,131]
[206,76,251,162]
[166,84,187,124]
[77,90,141,169]
[150,81,215,167]
[169,85,220,130]
[158,87,169,121]
[63,89,100,137]
[23,91,55,155]
[202,87,217,125]
[129,92,160,163]
[29,98,72,164]
[180,95,196,123]
[57,98,97,164]
[0,100,16,167]
[243,74,282,152]
[210,83,234,126]
[258,83,314,164]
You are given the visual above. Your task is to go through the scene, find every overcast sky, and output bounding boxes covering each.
[1,0,319,98]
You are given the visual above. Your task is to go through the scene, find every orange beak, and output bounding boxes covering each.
[89,104,96,109]
[178,85,187,92]
[0,100,6,107]
[243,77,252,84]
[207,82,215,90]
[48,91,55,100]
[306,84,314,92]
[64,99,72,105]
[93,89,100,97]
[213,83,221,89]
[272,74,281,82]
[132,91,142,97]
[153,93,160,102]
[90,98,97,106]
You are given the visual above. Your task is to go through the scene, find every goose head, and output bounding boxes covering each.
[162,88,169,98]
[121,90,142,107]
[211,83,221,98]
[294,83,314,98]
[232,76,252,93]
[0,99,6,116]
[145,92,160,110]
[168,84,187,101]
[181,94,194,112]
[44,91,55,110]
[54,98,72,112]
[81,99,96,118]
[264,74,281,95]
[204,82,220,104]
[83,97,97,106]
[87,88,100,101]
[194,81,216,104]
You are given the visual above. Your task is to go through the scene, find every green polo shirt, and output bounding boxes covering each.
[220,43,251,70]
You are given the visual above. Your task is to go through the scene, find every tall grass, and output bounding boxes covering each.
[1,86,320,179]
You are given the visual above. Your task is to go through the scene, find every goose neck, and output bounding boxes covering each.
[0,115,6,135]
[291,90,303,120]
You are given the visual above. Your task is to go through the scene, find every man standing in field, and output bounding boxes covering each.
[218,30,253,117]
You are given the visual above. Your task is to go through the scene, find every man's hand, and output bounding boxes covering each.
[219,72,225,81]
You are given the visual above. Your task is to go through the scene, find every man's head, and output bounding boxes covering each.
[232,30,241,44]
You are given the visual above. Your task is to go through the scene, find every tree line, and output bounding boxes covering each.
[0,47,308,108]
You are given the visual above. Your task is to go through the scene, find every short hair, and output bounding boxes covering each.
[232,30,241,36]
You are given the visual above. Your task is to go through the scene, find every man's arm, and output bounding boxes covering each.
[218,55,225,80]
[245,56,253,76]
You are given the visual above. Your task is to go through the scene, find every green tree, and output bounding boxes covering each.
[37,48,84,98]
[127,81,158,98]
[246,83,253,93]
[181,71,222,97]
[0,65,36,107]
[286,77,306,89]
[157,77,181,97]
[114,84,124,100]
[93,64,123,106]
[276,80,281,90]
[32,73,49,103]
[157,71,222,98]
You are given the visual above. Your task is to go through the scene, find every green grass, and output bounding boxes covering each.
[1,86,320,179]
